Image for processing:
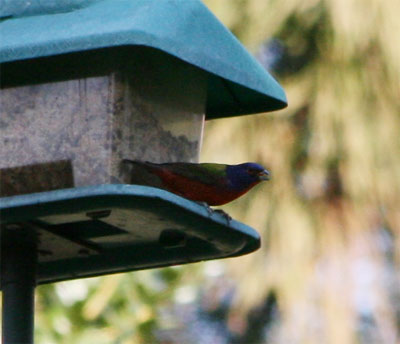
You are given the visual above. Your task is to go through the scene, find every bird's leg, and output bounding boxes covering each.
[212,209,232,222]
[195,201,214,216]
[194,202,232,223]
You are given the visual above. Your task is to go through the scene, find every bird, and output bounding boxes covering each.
[122,160,270,206]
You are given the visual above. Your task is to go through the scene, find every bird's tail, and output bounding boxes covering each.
[122,159,140,166]
[122,159,166,175]
[122,159,164,187]
[122,159,158,169]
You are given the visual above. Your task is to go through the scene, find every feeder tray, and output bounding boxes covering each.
[0,184,261,286]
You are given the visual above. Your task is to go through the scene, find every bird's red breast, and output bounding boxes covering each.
[149,167,258,205]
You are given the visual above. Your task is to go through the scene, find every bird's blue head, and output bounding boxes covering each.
[226,162,270,191]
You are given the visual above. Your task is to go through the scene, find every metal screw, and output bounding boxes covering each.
[86,210,111,220]
[78,248,90,256]
[38,249,53,256]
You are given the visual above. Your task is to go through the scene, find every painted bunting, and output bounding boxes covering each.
[123,160,270,205]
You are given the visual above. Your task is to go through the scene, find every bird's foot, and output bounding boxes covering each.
[212,209,232,222]
[195,202,232,223]
[196,201,214,215]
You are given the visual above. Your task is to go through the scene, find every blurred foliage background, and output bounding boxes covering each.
[13,0,400,343]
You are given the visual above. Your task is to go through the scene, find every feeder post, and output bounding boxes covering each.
[1,225,37,344]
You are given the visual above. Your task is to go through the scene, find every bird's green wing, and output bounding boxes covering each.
[160,162,228,186]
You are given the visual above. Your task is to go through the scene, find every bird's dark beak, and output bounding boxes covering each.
[258,169,270,181]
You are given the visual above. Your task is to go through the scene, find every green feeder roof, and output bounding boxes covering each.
[0,0,287,119]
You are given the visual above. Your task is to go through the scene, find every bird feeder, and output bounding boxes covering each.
[0,0,287,342]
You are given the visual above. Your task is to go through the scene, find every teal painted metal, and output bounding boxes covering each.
[0,185,261,285]
[0,0,287,118]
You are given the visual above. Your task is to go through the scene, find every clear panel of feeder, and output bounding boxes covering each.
[38,207,189,250]
[0,48,207,197]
